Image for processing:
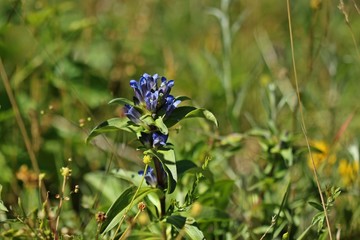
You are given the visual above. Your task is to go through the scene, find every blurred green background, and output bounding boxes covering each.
[1,0,360,239]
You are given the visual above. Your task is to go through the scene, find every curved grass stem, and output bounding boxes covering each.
[286,1,333,239]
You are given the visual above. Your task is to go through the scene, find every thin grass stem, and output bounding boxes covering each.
[285,1,333,239]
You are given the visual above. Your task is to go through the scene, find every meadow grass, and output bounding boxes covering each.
[1,0,360,239]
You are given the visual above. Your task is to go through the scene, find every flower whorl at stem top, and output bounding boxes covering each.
[128,73,181,118]
[124,73,181,148]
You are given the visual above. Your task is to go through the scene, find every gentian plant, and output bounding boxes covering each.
[87,73,217,239]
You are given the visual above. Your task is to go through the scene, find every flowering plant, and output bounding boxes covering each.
[87,73,217,238]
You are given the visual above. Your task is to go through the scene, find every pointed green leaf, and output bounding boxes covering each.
[184,223,205,240]
[165,106,196,127]
[166,215,186,229]
[154,117,168,135]
[165,106,218,128]
[202,109,218,127]
[108,97,134,106]
[101,186,162,234]
[308,201,324,211]
[176,160,198,175]
[175,96,192,102]
[167,216,205,240]
[86,118,139,143]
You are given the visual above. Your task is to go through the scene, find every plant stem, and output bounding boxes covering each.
[286,1,333,239]
[153,158,166,218]
[119,209,142,240]
[153,157,167,239]
[55,174,67,236]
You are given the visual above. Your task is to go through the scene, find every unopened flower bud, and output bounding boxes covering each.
[138,202,146,212]
[60,167,72,177]
[95,211,107,223]
[143,155,152,164]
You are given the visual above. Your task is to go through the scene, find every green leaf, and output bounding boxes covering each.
[311,212,325,227]
[150,149,177,193]
[86,118,139,143]
[166,215,186,229]
[165,106,218,128]
[308,201,324,211]
[176,160,198,175]
[184,223,205,240]
[0,185,8,212]
[101,186,162,234]
[111,169,143,186]
[175,96,192,102]
[167,216,205,240]
[154,117,168,135]
[108,97,134,106]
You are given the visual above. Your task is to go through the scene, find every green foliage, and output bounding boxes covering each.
[100,186,162,234]
[1,0,360,239]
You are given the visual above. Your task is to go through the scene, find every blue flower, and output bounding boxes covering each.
[163,95,181,118]
[130,73,158,107]
[138,167,157,187]
[145,90,159,113]
[152,132,168,147]
[124,104,142,124]
[129,73,180,115]
[139,131,168,149]
[159,78,174,99]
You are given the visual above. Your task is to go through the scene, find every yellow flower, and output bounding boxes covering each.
[338,159,359,186]
[60,167,72,177]
[143,155,152,164]
[307,140,336,170]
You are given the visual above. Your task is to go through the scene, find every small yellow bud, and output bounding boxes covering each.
[60,167,72,177]
[143,155,152,164]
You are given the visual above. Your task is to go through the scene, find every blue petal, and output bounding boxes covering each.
[130,80,138,88]
[130,80,143,103]
[145,91,159,113]
[124,104,142,124]
[138,166,157,187]
[167,80,174,88]
[152,132,168,148]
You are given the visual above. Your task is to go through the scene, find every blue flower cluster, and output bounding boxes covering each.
[124,73,181,149]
